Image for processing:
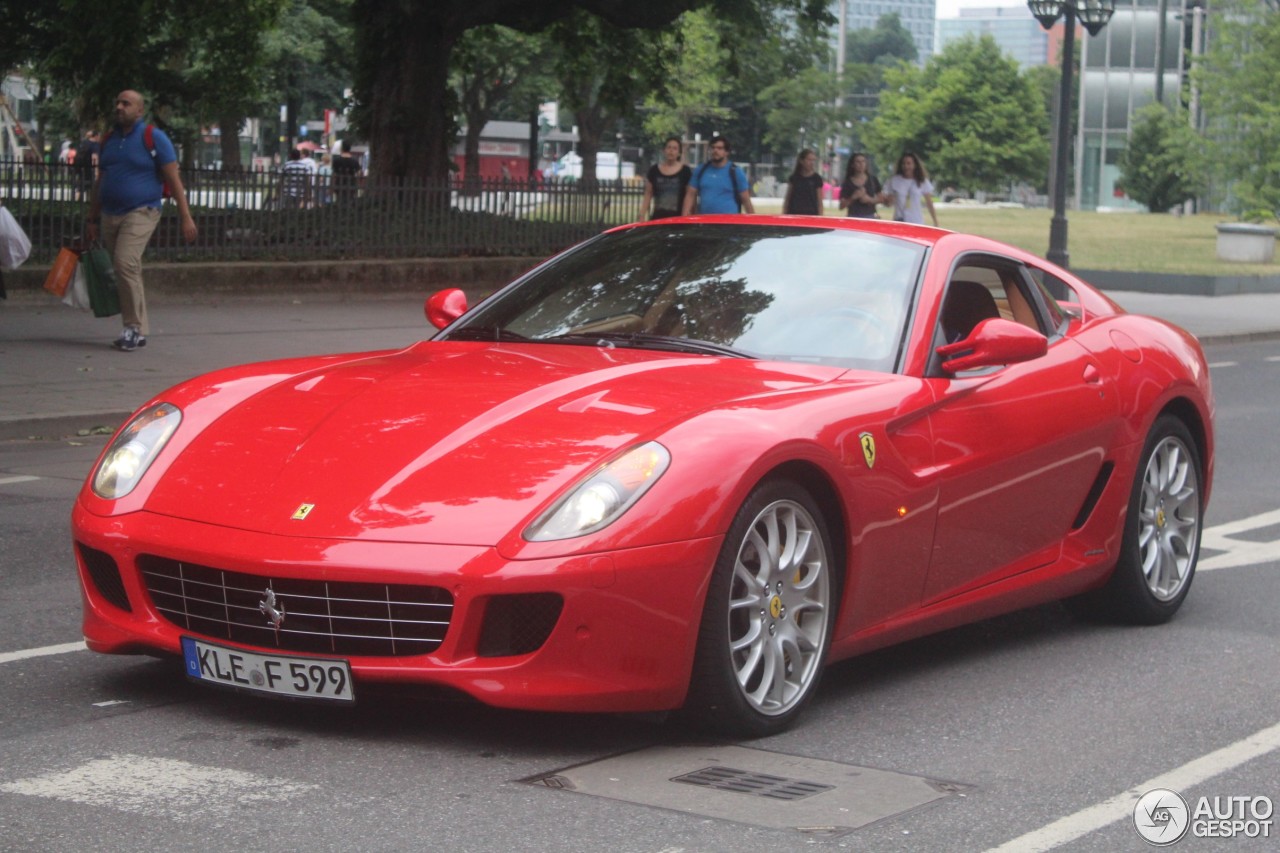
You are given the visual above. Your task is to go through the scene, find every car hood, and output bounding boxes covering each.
[144,342,848,544]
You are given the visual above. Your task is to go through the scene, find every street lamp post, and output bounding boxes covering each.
[1029,0,1114,268]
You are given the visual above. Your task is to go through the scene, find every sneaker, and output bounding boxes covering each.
[113,328,147,352]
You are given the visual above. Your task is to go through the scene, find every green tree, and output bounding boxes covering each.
[350,0,711,181]
[864,35,1048,194]
[1117,104,1205,212]
[1195,0,1280,219]
[840,13,919,155]
[702,1,834,168]
[642,10,730,147]
[452,26,555,187]
[260,0,354,165]
[5,0,288,162]
[758,66,846,155]
[548,11,673,190]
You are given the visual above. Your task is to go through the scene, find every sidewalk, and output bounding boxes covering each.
[3,288,1279,440]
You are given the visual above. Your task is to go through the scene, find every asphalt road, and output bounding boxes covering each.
[1,338,1277,852]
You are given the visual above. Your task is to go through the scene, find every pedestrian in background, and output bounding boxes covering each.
[73,130,101,201]
[281,147,316,209]
[316,153,333,206]
[331,145,360,204]
[683,135,754,216]
[782,148,823,216]
[639,136,692,221]
[883,152,938,226]
[838,152,883,219]
[86,90,197,352]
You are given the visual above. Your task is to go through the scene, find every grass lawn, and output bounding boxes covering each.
[751,200,1280,277]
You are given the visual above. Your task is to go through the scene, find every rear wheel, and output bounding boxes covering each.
[683,479,838,738]
[1077,415,1202,624]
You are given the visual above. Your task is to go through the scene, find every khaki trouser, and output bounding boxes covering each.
[101,207,161,335]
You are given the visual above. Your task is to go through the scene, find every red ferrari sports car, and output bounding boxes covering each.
[72,216,1214,736]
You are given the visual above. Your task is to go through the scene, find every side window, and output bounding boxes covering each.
[940,263,1046,344]
[1026,267,1079,333]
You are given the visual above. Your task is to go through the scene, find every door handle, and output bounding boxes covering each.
[1083,363,1101,384]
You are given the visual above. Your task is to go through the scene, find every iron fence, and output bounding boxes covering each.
[0,160,645,264]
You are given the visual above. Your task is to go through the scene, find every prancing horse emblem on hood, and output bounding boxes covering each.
[259,587,286,632]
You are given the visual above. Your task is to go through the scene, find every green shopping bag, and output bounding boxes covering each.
[82,246,120,318]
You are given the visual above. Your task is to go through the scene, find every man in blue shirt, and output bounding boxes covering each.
[87,90,197,351]
[683,135,754,216]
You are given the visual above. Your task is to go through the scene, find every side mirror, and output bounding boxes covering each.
[425,288,467,329]
[937,318,1047,374]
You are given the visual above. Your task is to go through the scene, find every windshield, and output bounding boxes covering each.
[443,223,927,371]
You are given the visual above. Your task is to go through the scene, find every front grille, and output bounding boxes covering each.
[78,543,132,612]
[137,556,452,657]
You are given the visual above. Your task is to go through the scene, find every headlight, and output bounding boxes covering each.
[524,442,670,541]
[92,402,182,499]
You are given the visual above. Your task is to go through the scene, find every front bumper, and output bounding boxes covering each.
[72,502,720,713]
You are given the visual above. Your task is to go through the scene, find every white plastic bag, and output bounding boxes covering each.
[0,205,32,270]
[61,262,91,311]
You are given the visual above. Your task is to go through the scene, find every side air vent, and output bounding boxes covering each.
[1072,462,1115,529]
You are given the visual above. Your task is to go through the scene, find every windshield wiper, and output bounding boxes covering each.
[548,332,753,359]
[446,326,531,343]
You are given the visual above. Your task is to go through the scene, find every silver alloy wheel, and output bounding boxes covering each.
[1138,434,1201,601]
[727,498,831,716]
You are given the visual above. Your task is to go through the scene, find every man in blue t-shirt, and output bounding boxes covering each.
[87,89,197,351]
[683,135,754,216]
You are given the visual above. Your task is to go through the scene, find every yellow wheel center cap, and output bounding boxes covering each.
[1156,509,1166,529]
[769,595,783,619]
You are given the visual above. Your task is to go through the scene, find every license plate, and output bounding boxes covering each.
[181,637,355,703]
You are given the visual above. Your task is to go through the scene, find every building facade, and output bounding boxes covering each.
[1076,0,1203,210]
[833,0,939,63]
[935,6,1049,68]
[1,75,40,160]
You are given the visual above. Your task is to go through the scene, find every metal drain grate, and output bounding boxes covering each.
[673,766,834,801]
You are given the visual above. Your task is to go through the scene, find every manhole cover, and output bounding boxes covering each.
[523,744,970,836]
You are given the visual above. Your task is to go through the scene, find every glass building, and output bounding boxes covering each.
[833,0,939,63]
[1077,0,1204,210]
[935,6,1050,68]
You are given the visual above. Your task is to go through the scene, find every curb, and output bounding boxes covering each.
[0,413,131,443]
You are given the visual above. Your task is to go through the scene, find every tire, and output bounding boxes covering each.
[1077,415,1203,624]
[683,479,839,738]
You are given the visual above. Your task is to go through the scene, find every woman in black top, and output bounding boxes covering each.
[640,137,693,220]
[839,152,883,218]
[782,149,823,216]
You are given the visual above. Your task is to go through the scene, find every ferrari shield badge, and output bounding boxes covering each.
[291,503,315,520]
[859,432,876,469]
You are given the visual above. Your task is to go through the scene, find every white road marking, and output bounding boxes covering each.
[1207,360,1238,368]
[1,754,317,820]
[0,475,40,486]
[1199,507,1280,571]
[1265,356,1280,363]
[0,641,85,665]
[984,719,1280,852]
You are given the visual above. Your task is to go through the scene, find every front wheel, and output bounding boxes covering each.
[1077,415,1203,624]
[683,479,839,738]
